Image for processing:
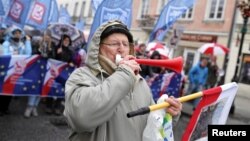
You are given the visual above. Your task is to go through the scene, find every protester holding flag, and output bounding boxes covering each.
[63,20,182,141]
[0,26,32,117]
[45,34,74,116]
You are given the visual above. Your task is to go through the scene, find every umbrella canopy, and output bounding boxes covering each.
[46,23,86,50]
[146,42,169,59]
[198,43,229,56]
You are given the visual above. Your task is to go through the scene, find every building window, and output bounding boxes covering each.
[207,0,225,20]
[88,3,93,18]
[73,2,79,17]
[181,7,193,20]
[80,1,86,18]
[140,0,150,18]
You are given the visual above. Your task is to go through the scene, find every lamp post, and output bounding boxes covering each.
[230,0,250,114]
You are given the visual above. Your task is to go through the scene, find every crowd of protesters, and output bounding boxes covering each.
[0,23,220,121]
[0,24,87,118]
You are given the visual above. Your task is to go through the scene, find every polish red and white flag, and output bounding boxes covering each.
[182,82,238,141]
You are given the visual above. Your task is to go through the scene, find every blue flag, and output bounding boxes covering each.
[91,0,104,12]
[146,72,183,102]
[5,0,32,28]
[26,0,52,30]
[48,0,59,24]
[58,7,71,24]
[0,0,5,16]
[88,0,133,45]
[41,59,75,97]
[0,55,75,97]
[0,55,47,95]
[75,18,85,31]
[149,0,195,42]
[0,0,12,25]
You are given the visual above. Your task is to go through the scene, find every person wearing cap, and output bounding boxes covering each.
[63,20,182,141]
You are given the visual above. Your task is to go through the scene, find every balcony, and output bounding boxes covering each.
[137,15,158,31]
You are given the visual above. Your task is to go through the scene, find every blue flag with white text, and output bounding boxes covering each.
[88,0,133,45]
[26,0,51,30]
[6,0,32,28]
[149,0,195,42]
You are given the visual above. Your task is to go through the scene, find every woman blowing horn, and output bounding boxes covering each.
[63,20,182,141]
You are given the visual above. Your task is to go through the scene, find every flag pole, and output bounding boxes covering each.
[127,92,203,118]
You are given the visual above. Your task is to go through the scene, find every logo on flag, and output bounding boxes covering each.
[87,0,132,48]
[9,0,23,21]
[14,60,27,74]
[50,64,59,78]
[166,6,187,25]
[101,7,130,25]
[30,2,46,23]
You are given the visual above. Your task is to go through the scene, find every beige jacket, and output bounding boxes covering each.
[64,21,154,141]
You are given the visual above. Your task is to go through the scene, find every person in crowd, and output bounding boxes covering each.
[186,57,208,110]
[23,36,44,118]
[0,25,7,56]
[0,26,7,45]
[0,26,32,117]
[136,43,150,78]
[206,55,219,88]
[45,34,74,116]
[136,43,147,57]
[63,20,182,141]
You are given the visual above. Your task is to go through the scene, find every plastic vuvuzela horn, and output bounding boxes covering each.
[116,54,183,73]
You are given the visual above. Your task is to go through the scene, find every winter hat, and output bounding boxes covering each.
[100,24,133,43]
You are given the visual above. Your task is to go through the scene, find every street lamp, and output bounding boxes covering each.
[230,0,250,114]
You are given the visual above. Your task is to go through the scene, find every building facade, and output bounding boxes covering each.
[57,0,250,86]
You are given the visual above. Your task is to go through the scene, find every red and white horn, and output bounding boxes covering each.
[116,55,183,73]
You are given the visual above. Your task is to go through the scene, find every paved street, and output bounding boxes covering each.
[0,83,250,141]
[0,97,70,141]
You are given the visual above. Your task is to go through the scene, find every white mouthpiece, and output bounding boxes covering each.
[115,54,122,65]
